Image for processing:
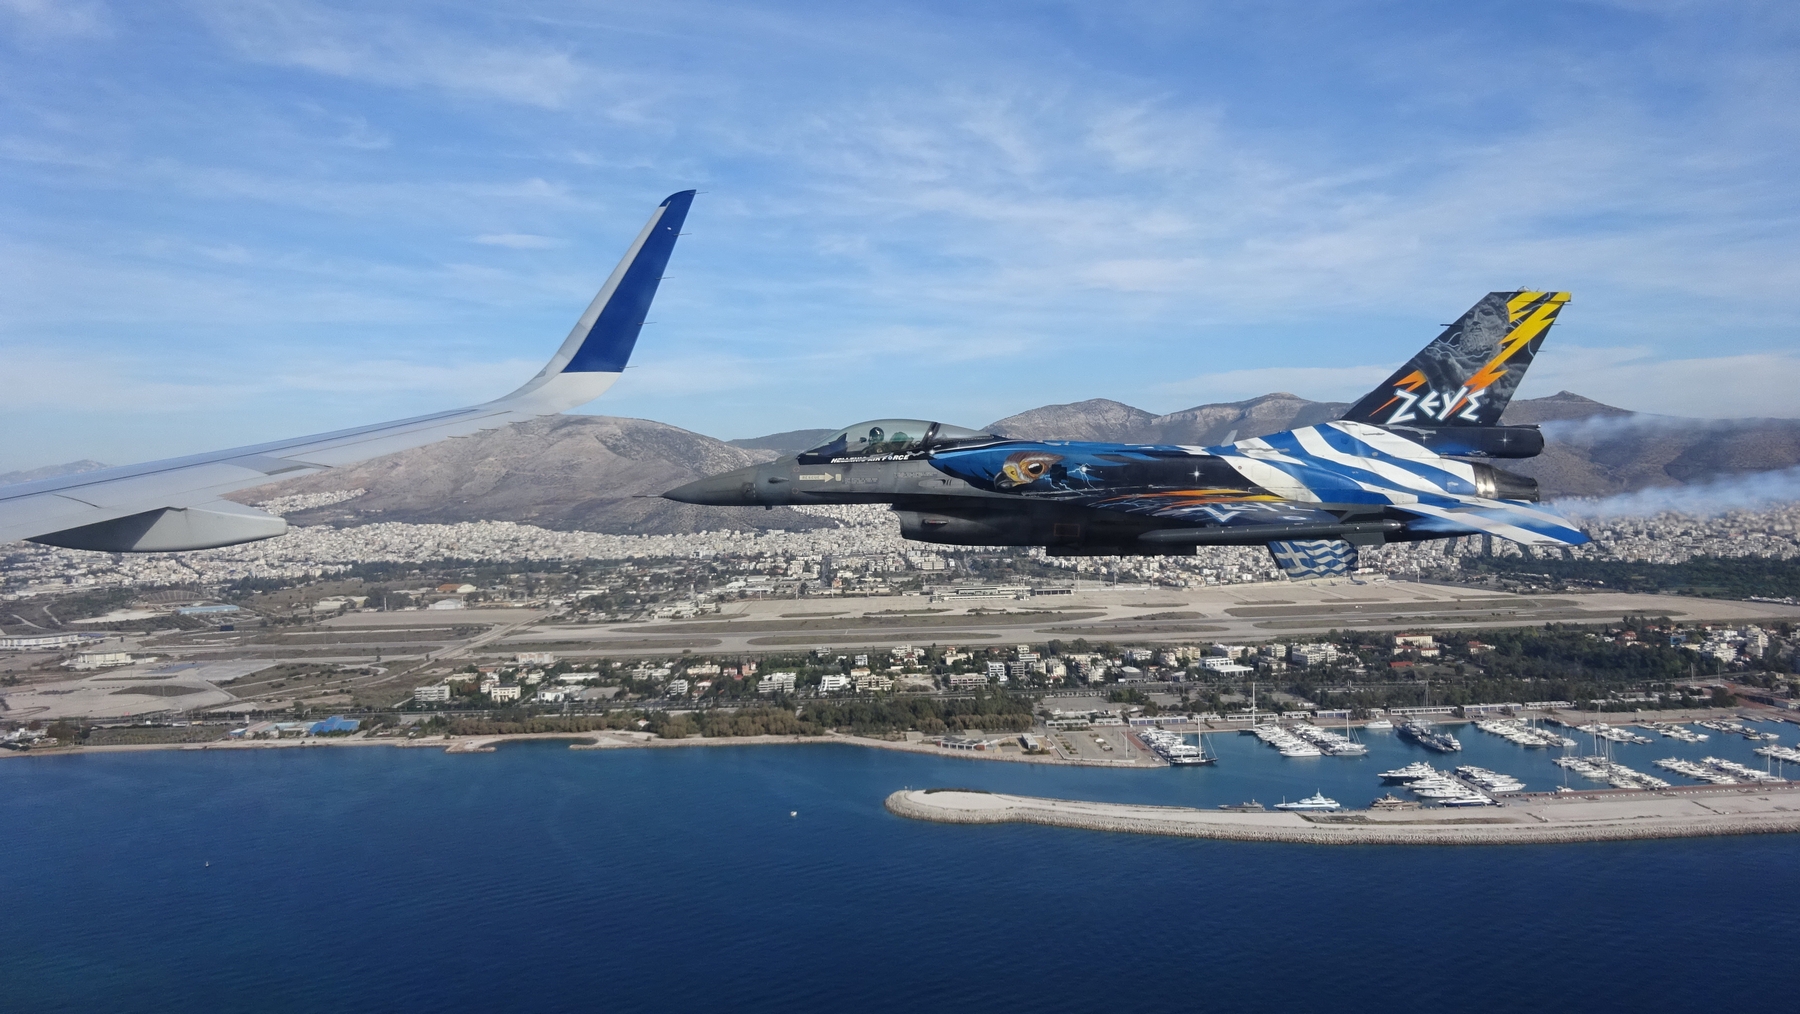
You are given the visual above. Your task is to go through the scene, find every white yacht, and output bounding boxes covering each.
[1274,791,1342,812]
[1439,793,1498,807]
[1455,765,1525,793]
[1407,777,1472,799]
[1379,761,1437,783]
[1363,717,1394,732]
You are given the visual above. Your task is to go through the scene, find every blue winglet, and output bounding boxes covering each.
[563,190,696,373]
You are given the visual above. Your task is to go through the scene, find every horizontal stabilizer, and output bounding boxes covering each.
[1267,539,1358,578]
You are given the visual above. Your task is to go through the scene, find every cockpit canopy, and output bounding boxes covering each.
[798,419,991,463]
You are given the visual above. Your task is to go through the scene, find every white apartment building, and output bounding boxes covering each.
[489,684,521,703]
[818,674,851,693]
[413,684,452,703]
[1,633,100,650]
[1289,643,1338,666]
[758,672,798,695]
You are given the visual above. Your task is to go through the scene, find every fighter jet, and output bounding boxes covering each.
[664,291,1588,578]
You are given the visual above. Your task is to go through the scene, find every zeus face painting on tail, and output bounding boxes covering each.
[665,291,1586,578]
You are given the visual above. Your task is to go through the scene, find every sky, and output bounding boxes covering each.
[2,0,1799,470]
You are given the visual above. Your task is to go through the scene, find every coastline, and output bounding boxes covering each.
[883,786,1800,845]
[0,728,1108,765]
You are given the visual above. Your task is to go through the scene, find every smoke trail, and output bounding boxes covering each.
[1539,412,1784,445]
[1556,465,1800,520]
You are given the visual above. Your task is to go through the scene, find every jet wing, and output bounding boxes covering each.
[0,190,696,553]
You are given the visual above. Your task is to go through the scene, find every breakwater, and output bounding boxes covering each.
[885,785,1800,845]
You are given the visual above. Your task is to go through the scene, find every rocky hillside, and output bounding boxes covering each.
[989,393,1348,444]
[229,415,835,534]
[0,459,108,485]
[986,398,1159,442]
[726,428,836,456]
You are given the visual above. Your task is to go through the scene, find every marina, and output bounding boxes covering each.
[1249,723,1322,757]
[1752,744,1800,765]
[1374,762,1498,806]
[1655,757,1744,785]
[1456,765,1525,793]
[1474,718,1578,748]
[1697,719,1782,742]
[1138,708,1800,813]
[1576,723,1654,745]
[1647,722,1709,743]
[1137,727,1215,766]
[1698,756,1783,783]
[1289,721,1369,756]
[1553,754,1671,790]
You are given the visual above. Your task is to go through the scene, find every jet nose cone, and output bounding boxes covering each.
[663,466,760,505]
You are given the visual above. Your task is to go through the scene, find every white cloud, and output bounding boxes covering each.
[195,0,593,108]
[0,344,542,411]
[474,233,564,250]
[0,0,110,38]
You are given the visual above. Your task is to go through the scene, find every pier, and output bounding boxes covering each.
[885,784,1800,845]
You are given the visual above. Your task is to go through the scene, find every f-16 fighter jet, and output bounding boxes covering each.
[665,291,1588,578]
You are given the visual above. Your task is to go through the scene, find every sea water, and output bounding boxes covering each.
[3,730,1797,1013]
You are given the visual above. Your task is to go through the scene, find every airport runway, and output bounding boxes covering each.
[486,580,1800,658]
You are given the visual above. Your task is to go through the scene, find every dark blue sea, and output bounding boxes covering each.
[4,723,1798,1013]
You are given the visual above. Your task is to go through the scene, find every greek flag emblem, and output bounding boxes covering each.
[1267,539,1358,578]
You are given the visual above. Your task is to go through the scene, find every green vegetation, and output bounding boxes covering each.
[801,691,1035,735]
[437,713,647,736]
[647,708,816,739]
[1278,619,1775,713]
[45,720,86,745]
[1463,555,1800,599]
[84,724,229,746]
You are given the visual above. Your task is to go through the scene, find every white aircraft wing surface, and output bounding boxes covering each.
[0,190,696,553]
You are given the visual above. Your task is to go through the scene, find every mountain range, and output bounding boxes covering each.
[210,391,1800,534]
[15,393,1800,537]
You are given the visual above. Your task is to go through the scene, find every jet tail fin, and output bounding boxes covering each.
[1341,291,1570,427]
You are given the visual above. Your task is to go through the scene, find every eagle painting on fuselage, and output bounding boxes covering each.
[664,291,1586,579]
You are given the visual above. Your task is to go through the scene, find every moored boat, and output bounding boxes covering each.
[1274,791,1341,812]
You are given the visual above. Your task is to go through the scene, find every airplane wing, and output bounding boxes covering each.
[0,190,696,553]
